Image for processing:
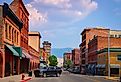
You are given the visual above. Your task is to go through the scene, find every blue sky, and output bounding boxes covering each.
[1,0,121,48]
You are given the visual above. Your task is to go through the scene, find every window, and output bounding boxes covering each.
[9,26,11,40]
[119,35,121,38]
[110,35,114,37]
[12,28,14,42]
[14,30,16,43]
[5,23,8,39]
[117,55,121,61]
[17,32,19,44]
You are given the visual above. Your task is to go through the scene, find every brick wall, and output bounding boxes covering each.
[88,36,121,64]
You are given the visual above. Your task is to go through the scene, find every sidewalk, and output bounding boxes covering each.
[0,73,34,82]
[105,76,120,81]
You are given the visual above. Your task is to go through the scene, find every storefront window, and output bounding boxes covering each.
[117,55,121,61]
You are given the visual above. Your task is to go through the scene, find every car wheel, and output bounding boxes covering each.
[56,73,60,77]
[43,73,46,77]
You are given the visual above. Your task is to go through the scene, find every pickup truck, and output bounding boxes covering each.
[40,66,62,77]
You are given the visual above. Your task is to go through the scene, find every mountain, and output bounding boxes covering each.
[51,48,73,58]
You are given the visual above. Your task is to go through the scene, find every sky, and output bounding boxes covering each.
[1,0,121,48]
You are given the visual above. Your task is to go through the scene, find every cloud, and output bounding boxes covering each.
[26,4,48,28]
[33,0,72,9]
[26,0,98,31]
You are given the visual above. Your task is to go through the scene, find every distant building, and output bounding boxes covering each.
[42,41,51,56]
[40,48,48,62]
[63,52,72,65]
[72,48,80,68]
[57,58,63,67]
[28,32,41,71]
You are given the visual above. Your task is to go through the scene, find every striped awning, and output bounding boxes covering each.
[22,50,32,59]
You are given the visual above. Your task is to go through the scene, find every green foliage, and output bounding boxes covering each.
[64,59,73,68]
[49,55,58,66]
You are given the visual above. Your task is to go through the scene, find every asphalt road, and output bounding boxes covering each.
[28,71,117,82]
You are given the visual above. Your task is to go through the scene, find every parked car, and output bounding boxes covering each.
[73,67,81,74]
[40,66,61,77]
[56,67,62,75]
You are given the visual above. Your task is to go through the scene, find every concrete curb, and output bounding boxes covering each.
[20,77,32,82]
[104,76,119,81]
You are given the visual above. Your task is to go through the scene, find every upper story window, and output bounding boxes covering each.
[117,55,121,61]
[9,26,11,40]
[110,35,114,37]
[119,35,121,38]
[5,23,8,39]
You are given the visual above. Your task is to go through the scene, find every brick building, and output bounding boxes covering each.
[72,48,81,73]
[79,27,109,74]
[0,3,23,77]
[10,0,31,73]
[88,35,121,75]
[72,48,80,67]
[97,48,121,76]
[63,52,72,65]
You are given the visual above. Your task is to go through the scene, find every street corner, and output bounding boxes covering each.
[104,76,119,81]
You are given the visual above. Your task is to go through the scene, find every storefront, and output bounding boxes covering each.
[5,45,20,76]
[20,49,31,73]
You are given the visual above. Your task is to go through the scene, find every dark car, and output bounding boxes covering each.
[42,66,60,77]
[56,67,62,75]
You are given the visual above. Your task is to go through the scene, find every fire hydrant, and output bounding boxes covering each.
[21,74,25,80]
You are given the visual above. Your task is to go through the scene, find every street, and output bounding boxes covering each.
[28,71,116,82]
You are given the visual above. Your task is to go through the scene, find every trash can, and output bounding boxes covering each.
[28,71,32,76]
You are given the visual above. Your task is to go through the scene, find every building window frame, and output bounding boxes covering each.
[117,55,121,61]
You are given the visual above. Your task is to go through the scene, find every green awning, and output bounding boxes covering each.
[13,47,25,58]
[6,45,19,57]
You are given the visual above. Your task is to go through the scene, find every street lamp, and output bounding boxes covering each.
[108,30,110,78]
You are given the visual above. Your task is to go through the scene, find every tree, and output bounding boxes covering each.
[49,55,58,66]
[64,59,73,68]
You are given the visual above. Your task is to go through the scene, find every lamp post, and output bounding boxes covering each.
[108,30,110,78]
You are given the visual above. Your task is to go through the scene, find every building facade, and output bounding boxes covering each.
[42,41,51,56]
[42,41,51,64]
[63,52,72,65]
[72,48,80,67]
[10,0,31,74]
[28,32,41,70]
[97,48,121,77]
[79,27,109,74]
[40,48,48,62]
[0,3,23,77]
[88,35,121,75]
